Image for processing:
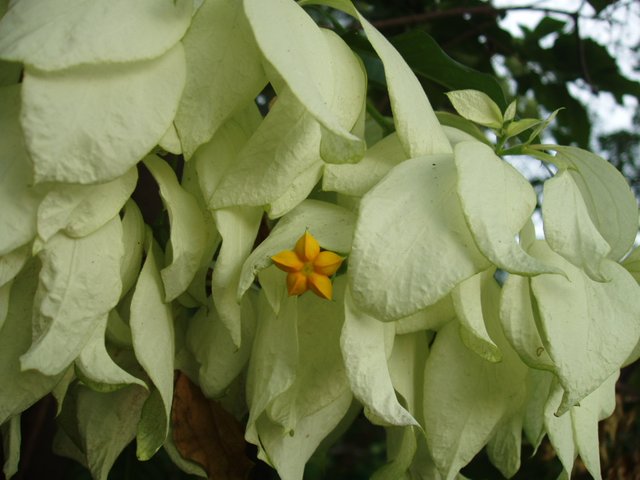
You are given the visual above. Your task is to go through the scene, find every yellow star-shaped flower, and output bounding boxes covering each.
[271,231,345,300]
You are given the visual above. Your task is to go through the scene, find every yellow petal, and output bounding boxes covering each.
[271,250,304,273]
[313,251,344,276]
[295,231,320,262]
[308,272,333,300]
[287,272,308,296]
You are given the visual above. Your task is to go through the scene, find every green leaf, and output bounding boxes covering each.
[529,240,640,414]
[239,199,356,299]
[542,169,611,281]
[0,0,192,71]
[243,0,364,163]
[0,59,21,87]
[527,108,561,143]
[446,90,503,129]
[174,0,266,158]
[37,167,137,242]
[74,384,149,480]
[129,229,175,459]
[390,29,507,111]
[435,112,491,145]
[541,145,638,261]
[371,426,417,480]
[622,245,640,285]
[143,154,208,302]
[21,44,186,184]
[0,281,11,333]
[21,216,124,375]
[0,85,40,256]
[455,141,561,276]
[136,388,168,461]
[349,155,489,321]
[211,206,263,348]
[342,287,416,427]
[504,118,541,139]
[0,244,30,289]
[0,260,63,424]
[1,414,20,479]
[504,100,517,122]
[75,313,146,391]
[119,200,145,299]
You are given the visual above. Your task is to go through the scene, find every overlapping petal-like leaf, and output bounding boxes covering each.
[529,240,640,414]
[57,384,149,480]
[211,90,322,209]
[350,155,490,321]
[0,0,192,71]
[0,85,40,256]
[342,288,416,427]
[21,216,124,376]
[186,300,256,398]
[143,155,208,302]
[455,140,560,276]
[423,278,528,479]
[37,167,137,242]
[174,0,266,158]
[243,0,364,163]
[21,44,186,184]
[302,0,451,157]
[0,261,64,424]
[129,230,175,459]
[543,169,611,281]
[211,206,263,348]
[75,314,146,391]
[543,145,638,261]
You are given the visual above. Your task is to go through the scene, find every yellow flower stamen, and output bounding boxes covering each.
[270,231,345,300]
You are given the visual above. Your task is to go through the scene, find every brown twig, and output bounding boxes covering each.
[368,3,599,30]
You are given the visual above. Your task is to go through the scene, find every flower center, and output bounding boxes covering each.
[302,262,314,276]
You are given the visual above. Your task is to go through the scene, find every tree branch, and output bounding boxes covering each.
[369,3,599,30]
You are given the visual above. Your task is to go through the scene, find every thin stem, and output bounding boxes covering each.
[366,98,395,134]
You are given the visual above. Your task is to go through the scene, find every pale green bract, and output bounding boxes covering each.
[21,44,186,184]
[0,0,639,479]
[0,0,193,71]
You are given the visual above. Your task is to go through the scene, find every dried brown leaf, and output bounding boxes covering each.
[171,372,253,480]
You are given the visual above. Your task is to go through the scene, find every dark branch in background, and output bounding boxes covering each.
[442,20,497,51]
[369,4,601,30]
[573,11,597,93]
